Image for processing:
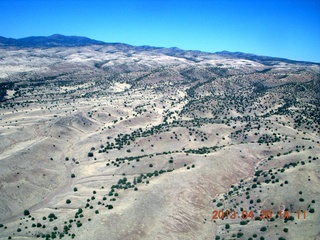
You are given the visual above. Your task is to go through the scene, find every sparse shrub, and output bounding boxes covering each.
[48,213,57,219]
[237,232,243,238]
[23,209,30,216]
[260,226,267,231]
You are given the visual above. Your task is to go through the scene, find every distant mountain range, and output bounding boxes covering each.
[0,34,318,65]
[0,34,108,47]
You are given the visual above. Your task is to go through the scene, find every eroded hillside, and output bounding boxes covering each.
[0,42,319,240]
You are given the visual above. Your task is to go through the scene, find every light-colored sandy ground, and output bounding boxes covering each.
[0,45,319,240]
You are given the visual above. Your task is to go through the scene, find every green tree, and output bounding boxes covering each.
[23,209,30,216]
[260,226,267,231]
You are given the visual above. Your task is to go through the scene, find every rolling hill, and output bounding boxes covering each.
[0,35,319,240]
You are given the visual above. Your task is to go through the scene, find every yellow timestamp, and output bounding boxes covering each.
[212,209,307,220]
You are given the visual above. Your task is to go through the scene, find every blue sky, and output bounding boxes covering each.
[1,0,319,62]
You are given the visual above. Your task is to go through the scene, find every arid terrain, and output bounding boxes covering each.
[0,35,319,240]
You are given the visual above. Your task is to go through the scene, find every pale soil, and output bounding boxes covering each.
[0,45,319,240]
